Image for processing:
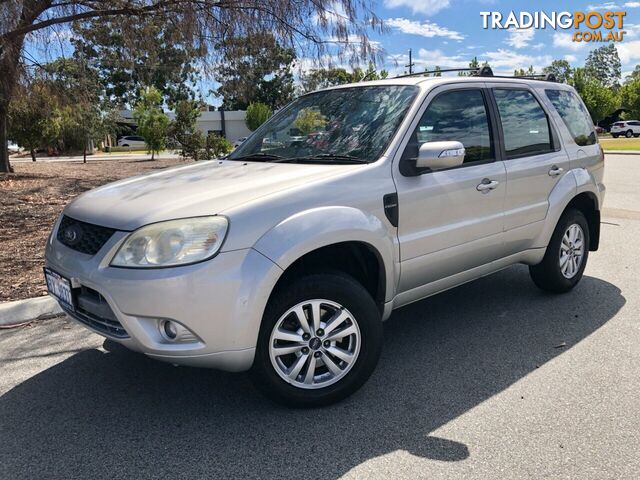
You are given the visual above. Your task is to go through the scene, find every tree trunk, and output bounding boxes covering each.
[30,148,36,162]
[0,103,10,173]
[151,150,155,161]
[0,32,28,173]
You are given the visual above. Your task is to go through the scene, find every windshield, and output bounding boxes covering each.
[229,85,418,163]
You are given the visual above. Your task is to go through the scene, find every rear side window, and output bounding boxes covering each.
[614,122,625,127]
[410,89,494,164]
[493,89,552,158]
[545,89,596,146]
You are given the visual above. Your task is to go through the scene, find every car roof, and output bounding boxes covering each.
[315,75,575,92]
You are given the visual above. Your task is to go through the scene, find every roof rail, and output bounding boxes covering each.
[394,67,481,79]
[393,65,558,82]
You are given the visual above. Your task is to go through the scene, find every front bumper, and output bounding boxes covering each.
[45,220,282,372]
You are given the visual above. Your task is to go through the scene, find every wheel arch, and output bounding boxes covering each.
[252,206,397,309]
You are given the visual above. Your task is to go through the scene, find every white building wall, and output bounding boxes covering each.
[121,109,252,143]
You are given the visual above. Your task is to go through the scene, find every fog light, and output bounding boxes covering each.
[161,320,178,340]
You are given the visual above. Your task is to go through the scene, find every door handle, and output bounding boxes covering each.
[476,178,499,193]
[549,165,564,177]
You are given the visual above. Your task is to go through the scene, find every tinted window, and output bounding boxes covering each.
[494,89,552,157]
[629,121,640,126]
[132,136,145,141]
[408,89,493,164]
[545,89,596,146]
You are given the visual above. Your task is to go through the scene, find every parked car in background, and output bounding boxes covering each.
[45,75,604,407]
[594,125,604,134]
[610,120,640,138]
[117,135,146,147]
[233,137,247,148]
[7,142,21,154]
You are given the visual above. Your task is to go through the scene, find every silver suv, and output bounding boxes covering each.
[45,74,605,406]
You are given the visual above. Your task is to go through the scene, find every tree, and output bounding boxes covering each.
[72,16,200,108]
[620,78,640,119]
[133,87,169,160]
[625,65,640,82]
[543,60,574,83]
[246,102,272,131]
[300,68,355,93]
[170,99,202,151]
[299,62,387,93]
[571,68,619,122]
[8,81,58,161]
[585,44,621,88]
[0,0,380,173]
[205,133,233,158]
[214,33,296,110]
[514,65,536,77]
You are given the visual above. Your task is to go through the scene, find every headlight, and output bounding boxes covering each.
[111,216,228,268]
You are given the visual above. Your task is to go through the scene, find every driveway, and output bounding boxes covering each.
[1,154,639,479]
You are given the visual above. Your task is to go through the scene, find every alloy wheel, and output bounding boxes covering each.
[268,299,361,390]
[559,223,585,279]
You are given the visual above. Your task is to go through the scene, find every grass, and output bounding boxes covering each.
[599,136,640,152]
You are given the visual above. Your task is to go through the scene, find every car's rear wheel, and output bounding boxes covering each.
[529,209,589,293]
[626,129,633,138]
[612,134,619,138]
[251,272,382,407]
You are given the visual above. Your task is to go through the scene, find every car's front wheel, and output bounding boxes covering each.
[251,273,382,407]
[612,134,619,138]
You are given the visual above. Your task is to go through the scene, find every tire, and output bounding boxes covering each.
[121,144,129,147]
[529,209,590,293]
[612,134,619,138]
[625,130,633,138]
[251,272,383,407]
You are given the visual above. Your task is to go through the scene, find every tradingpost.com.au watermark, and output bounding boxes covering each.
[481,10,627,43]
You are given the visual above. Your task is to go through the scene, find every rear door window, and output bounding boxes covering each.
[545,89,596,146]
[493,89,553,158]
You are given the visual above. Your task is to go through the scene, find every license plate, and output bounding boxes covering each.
[44,268,75,311]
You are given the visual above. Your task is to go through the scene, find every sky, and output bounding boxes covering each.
[354,0,640,78]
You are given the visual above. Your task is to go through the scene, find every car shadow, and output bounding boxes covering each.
[0,266,625,479]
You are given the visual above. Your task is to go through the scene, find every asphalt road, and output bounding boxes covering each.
[1,154,639,479]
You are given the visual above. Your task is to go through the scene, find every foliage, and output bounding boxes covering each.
[246,103,272,131]
[205,133,233,158]
[543,60,574,83]
[514,66,536,77]
[571,68,619,122]
[620,78,640,119]
[133,87,170,160]
[293,108,327,135]
[180,129,206,161]
[214,33,296,110]
[170,99,202,155]
[8,81,58,161]
[585,44,621,88]
[72,16,200,108]
[299,62,388,93]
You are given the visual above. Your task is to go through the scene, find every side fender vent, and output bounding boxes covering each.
[383,193,399,227]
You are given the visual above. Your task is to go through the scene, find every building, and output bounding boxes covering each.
[116,108,252,144]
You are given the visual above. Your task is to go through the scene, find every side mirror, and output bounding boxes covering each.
[416,141,465,170]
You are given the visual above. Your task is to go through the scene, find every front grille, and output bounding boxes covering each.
[63,286,129,338]
[57,215,115,255]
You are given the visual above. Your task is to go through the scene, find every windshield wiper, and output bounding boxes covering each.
[274,154,369,164]
[230,152,285,162]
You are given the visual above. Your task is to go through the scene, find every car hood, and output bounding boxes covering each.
[64,160,359,231]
